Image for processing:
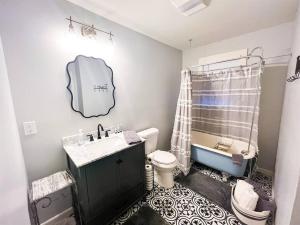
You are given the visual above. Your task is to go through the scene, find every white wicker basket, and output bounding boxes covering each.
[231,185,270,225]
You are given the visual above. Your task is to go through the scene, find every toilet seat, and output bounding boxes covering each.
[153,150,176,165]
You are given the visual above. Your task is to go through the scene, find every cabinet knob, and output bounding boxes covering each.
[116,159,123,164]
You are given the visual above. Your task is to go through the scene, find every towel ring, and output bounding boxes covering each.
[287,55,300,82]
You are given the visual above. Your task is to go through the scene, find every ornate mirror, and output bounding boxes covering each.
[66,55,115,118]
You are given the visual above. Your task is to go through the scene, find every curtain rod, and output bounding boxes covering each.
[190,55,264,69]
[263,53,292,61]
[189,53,292,74]
[190,53,292,70]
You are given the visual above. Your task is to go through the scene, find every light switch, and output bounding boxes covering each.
[23,121,37,136]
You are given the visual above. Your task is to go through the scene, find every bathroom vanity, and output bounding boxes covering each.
[63,134,146,225]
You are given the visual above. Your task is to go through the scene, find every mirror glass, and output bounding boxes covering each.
[66,55,115,118]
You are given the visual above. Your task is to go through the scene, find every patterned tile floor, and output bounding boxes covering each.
[113,183,240,225]
[192,163,274,225]
[112,163,273,225]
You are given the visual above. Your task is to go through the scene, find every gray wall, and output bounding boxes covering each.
[0,36,30,225]
[0,0,181,221]
[183,23,293,172]
[258,66,287,171]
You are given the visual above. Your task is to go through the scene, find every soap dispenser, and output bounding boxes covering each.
[78,129,85,145]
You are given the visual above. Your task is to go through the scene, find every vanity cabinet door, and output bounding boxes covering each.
[119,143,145,190]
[85,153,119,222]
[118,143,145,207]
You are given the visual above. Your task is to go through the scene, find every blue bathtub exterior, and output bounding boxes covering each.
[191,145,248,177]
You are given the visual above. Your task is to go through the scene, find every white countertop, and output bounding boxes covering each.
[63,133,144,168]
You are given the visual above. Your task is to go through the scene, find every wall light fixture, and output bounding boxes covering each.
[66,16,114,41]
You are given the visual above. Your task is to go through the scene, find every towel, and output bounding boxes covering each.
[234,180,259,211]
[234,180,254,204]
[238,189,259,211]
[232,154,244,166]
[256,198,276,213]
[123,131,142,145]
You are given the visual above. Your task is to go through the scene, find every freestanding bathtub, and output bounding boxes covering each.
[191,131,256,177]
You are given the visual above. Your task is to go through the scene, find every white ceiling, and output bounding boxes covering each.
[67,0,298,50]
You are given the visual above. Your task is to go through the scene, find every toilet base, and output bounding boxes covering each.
[154,167,175,189]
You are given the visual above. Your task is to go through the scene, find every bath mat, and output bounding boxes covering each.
[175,167,232,212]
[123,205,170,225]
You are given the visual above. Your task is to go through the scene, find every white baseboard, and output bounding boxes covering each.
[41,207,73,225]
[256,167,274,177]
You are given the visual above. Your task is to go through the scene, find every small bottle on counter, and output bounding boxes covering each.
[78,129,85,145]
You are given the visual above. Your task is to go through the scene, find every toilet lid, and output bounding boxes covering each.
[153,150,176,165]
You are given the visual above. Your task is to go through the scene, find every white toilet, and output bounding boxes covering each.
[138,128,177,188]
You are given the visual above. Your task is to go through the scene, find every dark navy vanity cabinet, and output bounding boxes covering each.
[67,142,146,225]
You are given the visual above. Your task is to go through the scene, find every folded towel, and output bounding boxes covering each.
[235,180,254,204]
[235,180,254,192]
[235,180,259,211]
[232,154,244,166]
[239,188,259,211]
[123,131,142,145]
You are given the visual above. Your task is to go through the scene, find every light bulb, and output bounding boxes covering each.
[68,16,74,32]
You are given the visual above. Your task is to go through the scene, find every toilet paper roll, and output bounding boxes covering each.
[145,164,154,191]
[145,166,153,177]
[145,165,152,170]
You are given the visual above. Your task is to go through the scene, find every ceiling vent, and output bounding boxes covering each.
[170,0,208,16]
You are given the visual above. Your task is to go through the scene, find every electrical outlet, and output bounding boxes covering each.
[23,121,37,136]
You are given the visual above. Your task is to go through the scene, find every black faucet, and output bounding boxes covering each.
[86,134,94,142]
[97,123,104,139]
[105,130,111,137]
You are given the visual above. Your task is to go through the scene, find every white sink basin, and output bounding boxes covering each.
[63,133,134,167]
[84,136,127,153]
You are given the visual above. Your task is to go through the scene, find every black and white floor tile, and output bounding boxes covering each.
[112,163,273,225]
[112,201,146,225]
[193,163,274,225]
[181,163,273,225]
[113,183,241,225]
[251,171,273,199]
[192,163,239,187]
[148,183,241,225]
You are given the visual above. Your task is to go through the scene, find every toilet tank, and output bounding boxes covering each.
[137,128,159,155]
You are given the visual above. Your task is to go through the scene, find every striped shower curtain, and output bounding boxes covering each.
[191,66,261,151]
[171,69,192,175]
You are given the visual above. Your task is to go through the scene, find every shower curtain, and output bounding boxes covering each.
[191,66,261,151]
[171,69,192,175]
